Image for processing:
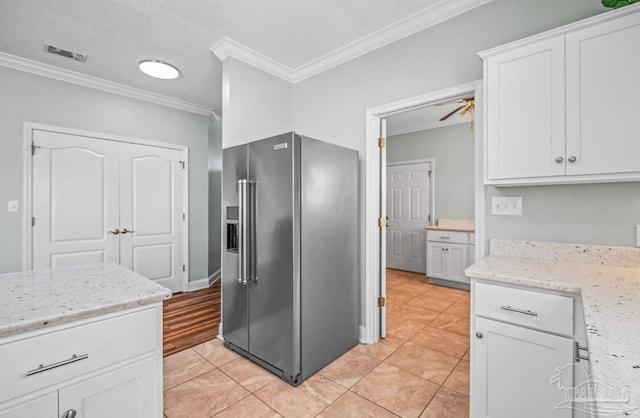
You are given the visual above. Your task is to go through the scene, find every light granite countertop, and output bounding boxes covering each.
[0,262,171,339]
[425,218,475,233]
[466,239,640,416]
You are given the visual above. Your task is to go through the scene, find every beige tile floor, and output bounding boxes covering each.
[163,269,470,418]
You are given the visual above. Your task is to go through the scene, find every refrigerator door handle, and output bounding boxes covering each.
[249,180,257,284]
[238,179,248,285]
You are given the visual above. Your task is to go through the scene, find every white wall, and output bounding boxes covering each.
[0,65,210,281]
[208,117,223,276]
[222,57,293,148]
[388,124,475,221]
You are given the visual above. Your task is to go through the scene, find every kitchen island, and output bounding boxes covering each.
[466,240,640,417]
[0,262,170,417]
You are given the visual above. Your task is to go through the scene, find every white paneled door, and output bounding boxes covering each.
[31,129,185,292]
[386,161,431,273]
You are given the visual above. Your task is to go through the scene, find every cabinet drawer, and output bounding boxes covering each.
[427,230,468,244]
[474,283,573,336]
[0,306,158,404]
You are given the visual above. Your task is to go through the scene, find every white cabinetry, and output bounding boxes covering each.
[481,7,640,185]
[471,282,575,418]
[0,305,162,418]
[426,230,474,285]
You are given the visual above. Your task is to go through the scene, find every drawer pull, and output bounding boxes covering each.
[500,305,538,316]
[26,353,89,376]
[440,236,451,239]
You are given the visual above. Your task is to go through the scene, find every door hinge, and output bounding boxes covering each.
[378,137,386,148]
[182,213,186,221]
[378,297,386,307]
[428,214,431,223]
[182,265,186,272]
[31,143,42,156]
[378,217,386,228]
[428,170,432,178]
[179,160,185,169]
[31,217,35,227]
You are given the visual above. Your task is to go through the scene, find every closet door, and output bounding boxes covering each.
[119,144,184,292]
[32,130,120,269]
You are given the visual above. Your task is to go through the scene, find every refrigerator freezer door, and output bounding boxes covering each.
[248,133,299,379]
[222,145,249,352]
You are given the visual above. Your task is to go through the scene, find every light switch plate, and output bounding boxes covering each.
[491,196,523,216]
[7,200,18,213]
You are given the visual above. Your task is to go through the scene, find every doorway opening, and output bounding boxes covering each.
[363,80,485,344]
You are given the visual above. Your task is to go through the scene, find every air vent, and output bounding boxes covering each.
[44,45,87,63]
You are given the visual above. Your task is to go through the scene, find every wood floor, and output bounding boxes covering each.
[163,280,221,357]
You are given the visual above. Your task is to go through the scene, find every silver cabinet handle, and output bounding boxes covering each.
[63,409,77,418]
[500,305,538,316]
[555,156,564,163]
[26,353,88,376]
[568,156,577,163]
[476,331,483,339]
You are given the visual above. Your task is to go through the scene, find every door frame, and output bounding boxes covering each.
[22,122,190,292]
[363,80,484,344]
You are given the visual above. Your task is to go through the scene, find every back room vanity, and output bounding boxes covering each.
[0,262,170,418]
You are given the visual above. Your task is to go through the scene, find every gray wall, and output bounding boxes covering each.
[222,57,293,148]
[388,123,475,221]
[0,65,210,280]
[208,118,223,276]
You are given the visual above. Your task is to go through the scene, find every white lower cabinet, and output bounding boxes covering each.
[59,357,158,418]
[472,317,573,418]
[426,230,473,284]
[0,304,162,418]
[471,281,584,418]
[0,393,57,418]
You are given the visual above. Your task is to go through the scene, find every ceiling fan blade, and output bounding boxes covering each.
[439,105,465,121]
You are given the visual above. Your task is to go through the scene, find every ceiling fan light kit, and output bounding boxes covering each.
[138,60,180,79]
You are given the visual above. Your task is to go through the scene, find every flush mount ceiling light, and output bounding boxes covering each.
[138,60,180,79]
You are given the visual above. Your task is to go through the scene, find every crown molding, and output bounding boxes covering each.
[210,0,493,83]
[388,117,471,137]
[210,37,295,82]
[207,111,221,123]
[0,51,215,117]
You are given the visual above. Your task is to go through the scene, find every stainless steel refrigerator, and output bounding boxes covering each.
[222,132,358,386]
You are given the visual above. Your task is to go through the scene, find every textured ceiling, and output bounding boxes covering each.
[0,0,476,115]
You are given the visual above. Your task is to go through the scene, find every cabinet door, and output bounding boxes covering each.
[566,12,640,176]
[486,37,565,180]
[59,357,159,418]
[426,242,446,279]
[472,317,573,418]
[0,393,57,418]
[445,243,468,283]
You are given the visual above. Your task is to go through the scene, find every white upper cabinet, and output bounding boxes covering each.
[565,12,640,176]
[481,6,640,185]
[486,37,566,180]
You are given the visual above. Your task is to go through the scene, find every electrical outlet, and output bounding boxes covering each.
[491,196,522,216]
[7,200,18,213]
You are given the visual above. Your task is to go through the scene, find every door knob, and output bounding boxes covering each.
[120,228,133,234]
[63,410,77,418]
[109,229,119,235]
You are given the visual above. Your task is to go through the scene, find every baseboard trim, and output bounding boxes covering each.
[187,268,221,292]
[359,326,367,343]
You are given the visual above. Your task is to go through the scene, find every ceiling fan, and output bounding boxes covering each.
[438,97,475,130]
